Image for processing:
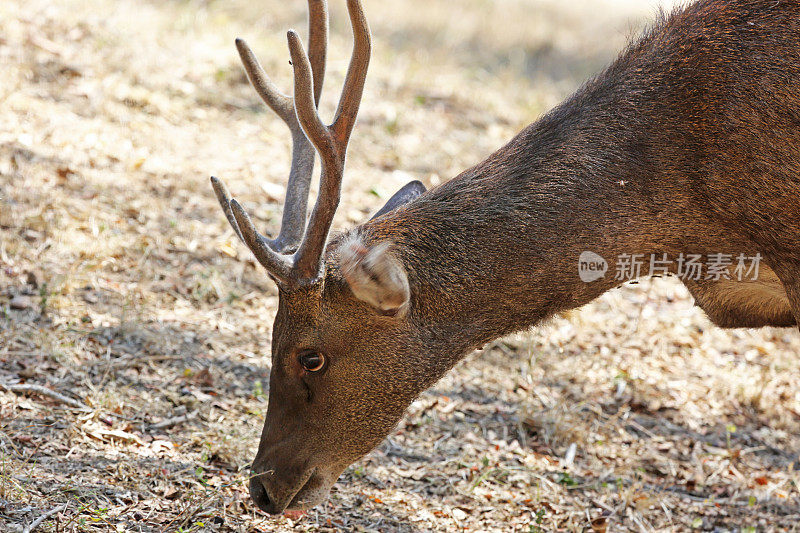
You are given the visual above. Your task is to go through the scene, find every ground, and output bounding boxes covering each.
[1,0,799,531]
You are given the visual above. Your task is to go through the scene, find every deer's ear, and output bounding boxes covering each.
[339,237,410,317]
[370,180,426,220]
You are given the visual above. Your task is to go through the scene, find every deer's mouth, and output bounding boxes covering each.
[283,467,331,512]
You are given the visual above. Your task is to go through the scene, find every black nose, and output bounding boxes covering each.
[249,476,278,514]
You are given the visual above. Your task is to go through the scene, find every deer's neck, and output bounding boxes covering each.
[363,84,671,358]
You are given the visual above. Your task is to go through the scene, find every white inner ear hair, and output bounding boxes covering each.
[339,234,410,316]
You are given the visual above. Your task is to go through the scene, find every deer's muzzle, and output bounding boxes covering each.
[249,458,339,515]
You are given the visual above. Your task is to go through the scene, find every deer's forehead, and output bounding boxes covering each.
[273,289,349,339]
[277,291,331,320]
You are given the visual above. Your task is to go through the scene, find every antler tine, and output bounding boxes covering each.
[210,176,245,244]
[235,38,295,124]
[211,176,293,282]
[235,0,328,118]
[229,199,294,282]
[287,31,339,171]
[306,0,328,105]
[286,0,372,279]
[330,0,371,148]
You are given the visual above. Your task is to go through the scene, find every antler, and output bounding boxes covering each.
[212,0,326,258]
[212,0,370,284]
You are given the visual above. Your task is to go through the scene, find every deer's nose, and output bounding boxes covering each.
[249,476,279,515]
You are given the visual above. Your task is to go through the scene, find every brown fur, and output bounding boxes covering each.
[247,0,800,513]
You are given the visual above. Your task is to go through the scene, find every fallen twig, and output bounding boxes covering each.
[84,353,184,370]
[146,410,199,431]
[0,428,23,457]
[23,504,66,533]
[0,383,92,412]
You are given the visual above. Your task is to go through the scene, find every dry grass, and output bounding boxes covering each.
[1,0,798,531]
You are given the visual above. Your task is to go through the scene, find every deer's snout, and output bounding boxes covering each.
[248,463,305,515]
[249,453,333,515]
[249,475,279,514]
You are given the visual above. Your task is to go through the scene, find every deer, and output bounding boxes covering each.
[209,0,800,515]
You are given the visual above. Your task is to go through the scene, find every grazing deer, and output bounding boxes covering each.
[210,0,800,514]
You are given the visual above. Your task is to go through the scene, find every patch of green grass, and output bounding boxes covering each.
[528,508,547,532]
[252,380,265,400]
[556,472,577,487]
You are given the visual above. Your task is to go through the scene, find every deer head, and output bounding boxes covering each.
[211,0,434,514]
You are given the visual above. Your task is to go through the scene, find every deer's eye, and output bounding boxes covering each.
[298,351,326,373]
